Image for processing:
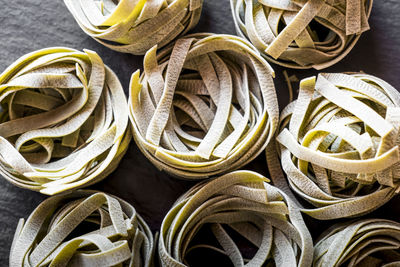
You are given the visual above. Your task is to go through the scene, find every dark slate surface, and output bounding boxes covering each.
[1,0,400,265]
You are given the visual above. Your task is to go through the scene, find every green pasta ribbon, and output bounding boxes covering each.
[230,0,373,69]
[9,190,154,267]
[158,170,313,267]
[268,73,400,220]
[0,47,130,195]
[314,218,400,267]
[64,0,203,55]
[129,33,279,179]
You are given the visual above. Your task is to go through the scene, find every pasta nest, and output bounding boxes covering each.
[0,48,130,195]
[129,33,279,179]
[9,190,154,267]
[275,73,400,219]
[158,170,313,267]
[231,0,373,69]
[64,0,203,55]
[314,219,400,267]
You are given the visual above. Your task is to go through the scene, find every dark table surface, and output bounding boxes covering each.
[1,0,400,266]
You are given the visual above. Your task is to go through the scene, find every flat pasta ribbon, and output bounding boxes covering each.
[129,33,279,179]
[230,0,373,69]
[158,170,313,267]
[9,190,154,267]
[0,47,130,195]
[314,218,400,267]
[64,0,203,55]
[268,73,400,220]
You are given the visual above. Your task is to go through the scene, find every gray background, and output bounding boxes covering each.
[1,0,400,265]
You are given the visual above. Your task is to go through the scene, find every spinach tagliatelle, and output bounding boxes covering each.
[158,170,313,267]
[0,48,130,195]
[314,219,400,267]
[269,73,400,220]
[10,190,154,267]
[129,33,279,179]
[64,0,203,55]
[230,0,373,69]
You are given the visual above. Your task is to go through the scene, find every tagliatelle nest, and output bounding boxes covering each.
[314,219,400,267]
[0,48,130,195]
[158,170,313,267]
[64,0,203,55]
[272,73,400,220]
[10,190,154,267]
[230,0,373,69]
[129,33,279,179]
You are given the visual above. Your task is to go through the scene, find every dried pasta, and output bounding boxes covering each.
[64,0,203,55]
[129,33,279,179]
[158,170,313,267]
[0,47,130,195]
[231,0,373,69]
[269,73,400,219]
[314,219,400,267]
[10,190,154,266]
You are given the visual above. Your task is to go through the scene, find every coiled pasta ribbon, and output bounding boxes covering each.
[230,0,373,69]
[314,219,400,267]
[0,47,130,195]
[158,170,313,267]
[64,0,203,55]
[129,33,279,179]
[10,190,154,267]
[270,73,400,219]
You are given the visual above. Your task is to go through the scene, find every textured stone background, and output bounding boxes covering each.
[0,0,400,265]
